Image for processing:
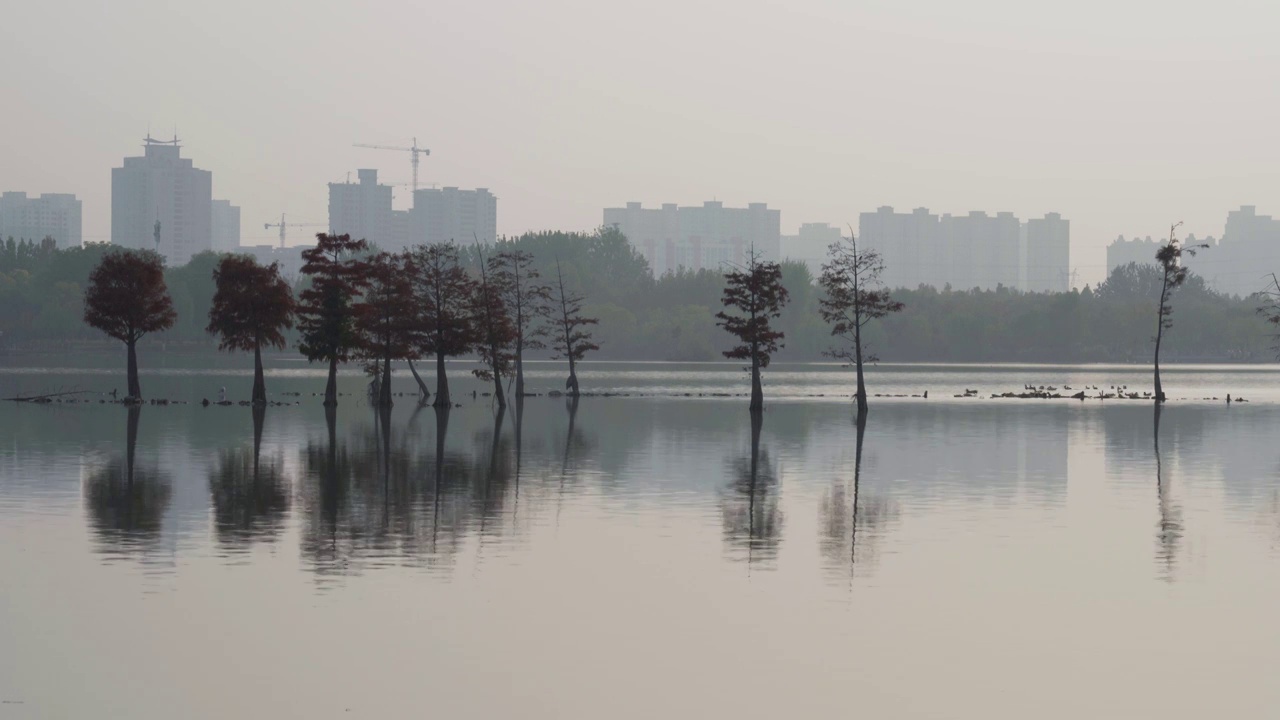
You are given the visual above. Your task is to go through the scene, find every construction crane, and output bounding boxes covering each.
[264,214,326,249]
[353,137,430,192]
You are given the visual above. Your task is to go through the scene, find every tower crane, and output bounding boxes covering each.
[264,214,326,249]
[353,137,430,192]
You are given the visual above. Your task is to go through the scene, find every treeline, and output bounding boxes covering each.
[2,230,1276,363]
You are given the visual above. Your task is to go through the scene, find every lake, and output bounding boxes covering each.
[2,359,1279,718]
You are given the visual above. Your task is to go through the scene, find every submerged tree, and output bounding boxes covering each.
[297,233,369,406]
[472,245,518,408]
[552,259,599,397]
[489,248,551,399]
[715,250,790,412]
[83,249,177,400]
[818,234,904,418]
[1153,223,1206,402]
[353,251,422,408]
[411,243,477,408]
[206,256,296,404]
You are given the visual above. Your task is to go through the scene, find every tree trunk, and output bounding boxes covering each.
[380,354,393,408]
[1154,350,1163,403]
[492,363,506,409]
[324,356,338,406]
[252,340,266,405]
[407,358,430,403]
[433,351,451,408]
[749,347,763,412]
[854,324,868,418]
[1154,282,1166,403]
[126,339,141,400]
[567,357,580,398]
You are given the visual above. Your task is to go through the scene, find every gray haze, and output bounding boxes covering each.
[5,0,1280,285]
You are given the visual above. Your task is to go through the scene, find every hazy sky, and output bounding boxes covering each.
[6,0,1280,285]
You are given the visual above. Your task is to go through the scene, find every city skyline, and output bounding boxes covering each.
[7,0,1280,287]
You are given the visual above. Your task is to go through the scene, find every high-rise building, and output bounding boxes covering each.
[603,200,781,276]
[412,186,498,246]
[1212,205,1280,296]
[1106,235,1161,273]
[781,222,842,277]
[860,207,941,290]
[0,192,82,247]
[328,169,394,250]
[328,171,497,251]
[1024,213,1070,293]
[211,199,241,252]
[860,207,1069,292]
[111,137,213,265]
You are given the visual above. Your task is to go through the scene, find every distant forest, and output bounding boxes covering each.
[1,231,1275,363]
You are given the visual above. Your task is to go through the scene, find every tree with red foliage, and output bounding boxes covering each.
[472,244,517,408]
[297,233,370,406]
[552,259,599,398]
[353,251,422,408]
[206,255,296,405]
[818,234,904,418]
[410,242,477,408]
[716,249,790,412]
[489,248,551,399]
[83,249,177,400]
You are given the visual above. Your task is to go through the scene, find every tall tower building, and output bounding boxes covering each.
[1024,213,1070,293]
[0,192,82,247]
[111,136,213,265]
[328,169,394,249]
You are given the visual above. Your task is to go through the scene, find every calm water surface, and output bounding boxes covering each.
[2,360,1280,718]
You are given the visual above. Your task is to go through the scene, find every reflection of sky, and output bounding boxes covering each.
[6,367,1280,717]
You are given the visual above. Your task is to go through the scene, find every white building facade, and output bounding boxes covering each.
[0,191,82,247]
[860,206,1070,292]
[328,171,497,251]
[412,187,498,247]
[603,200,781,276]
[111,138,213,265]
[211,199,241,252]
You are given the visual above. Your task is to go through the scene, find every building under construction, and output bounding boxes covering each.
[327,168,496,251]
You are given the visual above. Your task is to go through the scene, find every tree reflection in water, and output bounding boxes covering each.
[208,405,290,550]
[1153,404,1183,582]
[721,411,782,566]
[819,414,899,581]
[298,400,536,579]
[84,407,171,556]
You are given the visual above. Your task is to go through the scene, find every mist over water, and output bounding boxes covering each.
[3,361,1280,717]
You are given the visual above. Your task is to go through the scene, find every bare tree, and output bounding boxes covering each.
[489,249,551,400]
[1153,223,1206,402]
[818,234,904,418]
[1256,273,1280,359]
[472,243,517,408]
[552,259,599,398]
